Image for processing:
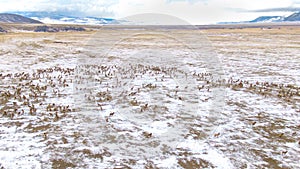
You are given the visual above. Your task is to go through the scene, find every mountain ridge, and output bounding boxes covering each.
[0,13,42,24]
[218,12,300,24]
[3,11,300,25]
[13,12,117,25]
[284,12,300,21]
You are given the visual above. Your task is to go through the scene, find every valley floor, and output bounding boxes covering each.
[0,25,299,168]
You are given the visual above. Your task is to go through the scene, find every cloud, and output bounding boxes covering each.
[250,7,300,12]
[0,0,299,24]
[165,0,209,4]
[243,0,300,12]
[111,0,297,24]
[0,0,118,17]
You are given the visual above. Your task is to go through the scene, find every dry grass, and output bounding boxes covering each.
[0,24,299,168]
[202,26,300,34]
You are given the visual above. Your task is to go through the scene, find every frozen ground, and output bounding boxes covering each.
[0,27,299,168]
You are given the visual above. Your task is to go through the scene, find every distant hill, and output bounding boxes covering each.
[0,13,42,24]
[218,12,300,24]
[284,12,300,21]
[13,12,117,25]
[34,25,85,32]
[0,26,6,33]
[249,16,284,23]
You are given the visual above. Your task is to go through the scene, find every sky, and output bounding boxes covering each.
[0,0,299,24]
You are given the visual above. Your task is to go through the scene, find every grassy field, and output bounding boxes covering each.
[0,24,299,168]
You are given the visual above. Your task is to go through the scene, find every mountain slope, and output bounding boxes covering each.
[0,13,42,24]
[13,12,117,25]
[249,16,284,23]
[218,11,300,24]
[284,12,300,21]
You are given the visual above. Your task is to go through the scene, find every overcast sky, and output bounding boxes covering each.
[0,0,299,24]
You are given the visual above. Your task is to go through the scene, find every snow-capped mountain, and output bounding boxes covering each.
[249,16,284,23]
[12,12,118,25]
[0,13,42,24]
[7,11,300,25]
[284,12,300,21]
[218,12,300,24]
